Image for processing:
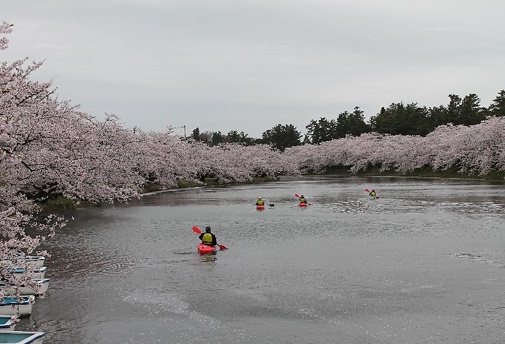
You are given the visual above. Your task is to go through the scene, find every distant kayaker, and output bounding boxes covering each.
[256,197,265,206]
[369,190,377,199]
[199,226,217,246]
[298,195,307,204]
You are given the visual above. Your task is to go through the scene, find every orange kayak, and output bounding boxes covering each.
[198,243,216,254]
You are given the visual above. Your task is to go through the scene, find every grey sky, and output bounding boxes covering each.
[2,0,505,138]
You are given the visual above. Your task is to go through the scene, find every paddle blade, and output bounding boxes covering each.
[218,244,227,250]
[192,226,201,234]
[295,193,300,198]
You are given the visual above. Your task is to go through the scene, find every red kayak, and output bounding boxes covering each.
[198,243,217,255]
[298,202,308,207]
[256,205,265,210]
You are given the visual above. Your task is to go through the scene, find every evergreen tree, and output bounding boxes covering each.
[226,130,254,145]
[370,102,426,135]
[488,89,505,117]
[305,117,338,144]
[212,131,224,146]
[261,124,301,151]
[346,107,370,137]
[458,93,486,125]
[191,127,201,141]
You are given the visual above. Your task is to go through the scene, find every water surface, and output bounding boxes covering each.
[19,177,505,343]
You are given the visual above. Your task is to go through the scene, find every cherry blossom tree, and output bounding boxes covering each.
[0,22,12,51]
[285,117,505,177]
[429,118,505,175]
[1,22,58,296]
[201,143,299,183]
[131,129,203,187]
[0,24,146,296]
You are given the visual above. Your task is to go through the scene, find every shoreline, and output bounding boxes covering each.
[40,170,505,212]
[300,166,505,182]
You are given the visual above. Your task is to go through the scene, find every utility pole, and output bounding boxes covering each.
[178,125,186,139]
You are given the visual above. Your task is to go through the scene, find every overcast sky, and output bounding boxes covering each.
[2,1,505,138]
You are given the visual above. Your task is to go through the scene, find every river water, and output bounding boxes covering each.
[17,176,505,344]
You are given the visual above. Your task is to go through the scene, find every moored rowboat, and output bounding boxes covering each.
[0,315,18,331]
[0,278,50,296]
[3,256,46,268]
[7,267,47,279]
[0,296,35,316]
[0,330,45,343]
[15,256,46,268]
[197,244,216,255]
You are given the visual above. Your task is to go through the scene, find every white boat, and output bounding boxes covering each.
[0,279,50,296]
[15,256,46,268]
[0,315,18,331]
[0,330,44,343]
[0,296,35,316]
[7,267,47,279]
[2,255,46,268]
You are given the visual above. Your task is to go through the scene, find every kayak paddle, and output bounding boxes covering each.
[192,226,227,250]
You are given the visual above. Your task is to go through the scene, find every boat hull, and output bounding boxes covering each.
[256,205,265,210]
[298,202,308,207]
[0,331,45,343]
[0,315,17,331]
[0,279,50,296]
[8,267,47,279]
[19,256,46,268]
[0,296,35,316]
[197,244,216,255]
[3,256,46,268]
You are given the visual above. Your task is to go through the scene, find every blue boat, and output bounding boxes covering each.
[0,314,18,330]
[0,278,51,296]
[7,267,47,279]
[0,296,35,316]
[0,331,45,343]
[14,256,46,268]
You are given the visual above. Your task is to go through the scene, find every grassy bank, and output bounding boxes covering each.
[37,196,77,212]
[142,175,278,193]
[39,176,280,212]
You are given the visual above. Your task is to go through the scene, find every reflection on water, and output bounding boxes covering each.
[19,177,505,344]
[199,253,218,263]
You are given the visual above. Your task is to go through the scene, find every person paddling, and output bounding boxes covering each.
[369,189,377,199]
[298,195,308,204]
[256,197,265,206]
[199,226,217,246]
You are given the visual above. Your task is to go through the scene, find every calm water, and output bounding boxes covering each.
[18,177,505,344]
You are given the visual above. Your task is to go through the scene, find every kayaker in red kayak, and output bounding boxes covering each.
[298,195,308,204]
[199,226,217,246]
[256,197,265,206]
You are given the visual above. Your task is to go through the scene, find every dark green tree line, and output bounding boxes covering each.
[189,89,505,146]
